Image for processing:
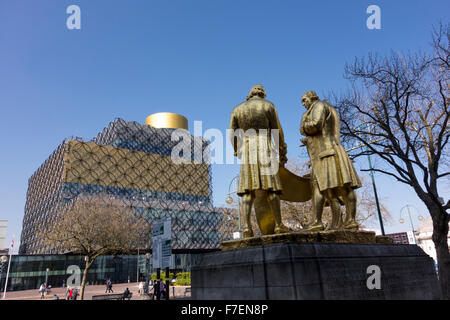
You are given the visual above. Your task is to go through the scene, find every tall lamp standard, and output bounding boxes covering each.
[367,154,385,235]
[225,175,241,238]
[345,123,387,235]
[145,253,151,295]
[2,237,14,299]
[137,248,140,283]
[400,204,424,244]
[45,268,50,287]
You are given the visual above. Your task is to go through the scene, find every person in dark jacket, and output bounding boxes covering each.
[122,287,132,300]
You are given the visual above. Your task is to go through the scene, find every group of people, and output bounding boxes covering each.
[65,286,79,300]
[137,280,166,299]
[106,279,132,300]
[39,283,78,300]
[38,278,163,300]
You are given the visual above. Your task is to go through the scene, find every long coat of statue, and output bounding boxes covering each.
[230,96,286,195]
[300,99,362,192]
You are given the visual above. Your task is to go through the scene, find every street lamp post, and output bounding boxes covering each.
[345,123,386,235]
[2,237,13,299]
[2,257,11,299]
[400,205,423,244]
[45,268,50,287]
[137,248,140,282]
[226,175,241,238]
[145,253,151,295]
[367,154,385,235]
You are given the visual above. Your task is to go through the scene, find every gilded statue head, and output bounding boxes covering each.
[246,84,266,100]
[301,90,319,109]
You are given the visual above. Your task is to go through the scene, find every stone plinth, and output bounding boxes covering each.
[192,242,441,300]
[221,230,391,251]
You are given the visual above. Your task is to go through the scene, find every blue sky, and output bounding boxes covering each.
[0,0,449,250]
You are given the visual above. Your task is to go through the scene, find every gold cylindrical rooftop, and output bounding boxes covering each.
[145,112,188,130]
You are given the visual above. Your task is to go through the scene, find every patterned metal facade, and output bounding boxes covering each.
[20,118,227,255]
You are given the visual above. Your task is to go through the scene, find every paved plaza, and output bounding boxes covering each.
[1,282,191,300]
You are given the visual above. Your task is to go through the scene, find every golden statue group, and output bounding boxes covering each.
[229,85,362,238]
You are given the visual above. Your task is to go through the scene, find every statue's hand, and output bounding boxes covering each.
[279,143,287,167]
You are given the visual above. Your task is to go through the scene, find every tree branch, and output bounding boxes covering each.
[360,168,411,184]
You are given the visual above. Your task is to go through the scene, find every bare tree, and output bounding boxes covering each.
[334,23,449,298]
[43,193,150,300]
[219,206,263,238]
[355,174,392,228]
[218,207,240,240]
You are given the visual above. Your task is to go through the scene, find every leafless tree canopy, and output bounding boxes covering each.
[333,22,449,299]
[44,194,149,256]
[42,193,150,299]
[336,24,449,201]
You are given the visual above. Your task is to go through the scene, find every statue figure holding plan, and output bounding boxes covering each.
[300,91,362,231]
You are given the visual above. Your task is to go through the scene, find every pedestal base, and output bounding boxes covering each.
[221,230,392,251]
[192,242,441,300]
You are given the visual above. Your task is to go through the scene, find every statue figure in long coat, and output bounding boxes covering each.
[300,90,362,230]
[229,85,289,237]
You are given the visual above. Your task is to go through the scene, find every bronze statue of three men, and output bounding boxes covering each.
[230,85,362,237]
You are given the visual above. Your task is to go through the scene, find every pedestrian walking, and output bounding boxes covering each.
[160,281,166,299]
[105,279,113,293]
[153,281,159,300]
[73,288,79,300]
[39,283,46,299]
[67,288,73,300]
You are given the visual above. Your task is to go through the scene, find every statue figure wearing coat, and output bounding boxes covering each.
[300,90,361,230]
[229,84,289,237]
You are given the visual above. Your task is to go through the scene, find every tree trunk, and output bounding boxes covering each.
[427,201,450,300]
[435,238,450,299]
[79,261,91,300]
